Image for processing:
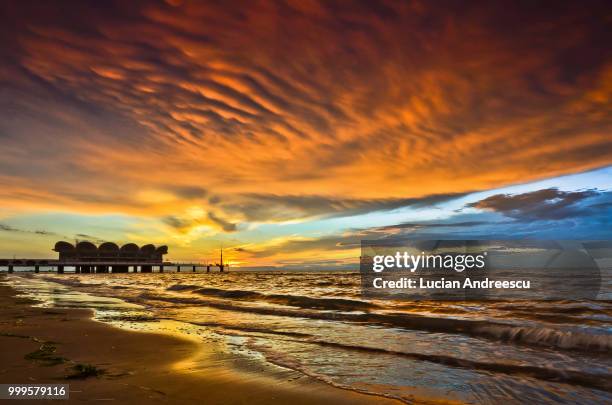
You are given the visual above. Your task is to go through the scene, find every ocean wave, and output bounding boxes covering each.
[166,284,203,291]
[243,335,612,392]
[188,321,314,338]
[248,345,406,403]
[141,292,612,353]
[492,302,611,315]
[264,293,376,311]
[474,324,612,352]
[167,284,377,311]
[188,321,610,390]
[40,276,100,288]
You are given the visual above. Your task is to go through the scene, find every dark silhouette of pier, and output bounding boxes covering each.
[0,241,227,274]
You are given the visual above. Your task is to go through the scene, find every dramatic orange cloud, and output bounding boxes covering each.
[0,0,610,242]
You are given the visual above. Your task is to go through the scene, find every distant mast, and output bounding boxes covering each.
[220,247,224,272]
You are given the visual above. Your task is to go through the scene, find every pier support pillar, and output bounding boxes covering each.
[34,265,40,273]
[177,265,181,272]
[113,265,128,273]
[141,265,152,273]
[58,265,64,274]
[220,265,224,273]
[8,265,13,273]
[159,265,164,273]
[97,266,109,273]
[75,266,81,274]
[193,265,196,272]
[132,265,138,273]
[206,265,210,273]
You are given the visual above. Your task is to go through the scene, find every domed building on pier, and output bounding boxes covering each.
[54,241,167,263]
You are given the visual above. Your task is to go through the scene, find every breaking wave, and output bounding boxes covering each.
[167,284,378,311]
[147,291,612,353]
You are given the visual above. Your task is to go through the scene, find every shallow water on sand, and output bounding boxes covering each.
[5,272,612,404]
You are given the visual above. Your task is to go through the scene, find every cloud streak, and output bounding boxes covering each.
[0,223,56,236]
[467,188,604,220]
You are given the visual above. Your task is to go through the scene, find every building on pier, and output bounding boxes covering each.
[1,242,226,274]
[54,241,168,263]
[51,241,168,273]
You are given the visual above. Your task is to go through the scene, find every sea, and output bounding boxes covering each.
[3,270,611,404]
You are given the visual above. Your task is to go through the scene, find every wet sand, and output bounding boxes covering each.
[0,283,413,404]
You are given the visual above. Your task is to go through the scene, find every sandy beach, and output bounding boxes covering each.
[0,282,408,404]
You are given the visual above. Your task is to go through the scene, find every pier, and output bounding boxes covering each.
[0,241,227,274]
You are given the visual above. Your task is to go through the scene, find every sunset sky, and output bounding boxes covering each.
[0,0,610,268]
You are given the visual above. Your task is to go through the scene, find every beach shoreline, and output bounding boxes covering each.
[0,279,413,404]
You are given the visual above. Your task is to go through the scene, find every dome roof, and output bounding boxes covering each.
[120,243,139,253]
[98,242,119,257]
[140,244,156,254]
[155,245,168,255]
[99,242,119,253]
[76,241,97,252]
[54,241,75,252]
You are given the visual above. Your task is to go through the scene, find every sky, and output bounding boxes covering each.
[0,0,610,268]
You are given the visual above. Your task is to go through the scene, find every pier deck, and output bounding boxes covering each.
[0,259,226,273]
